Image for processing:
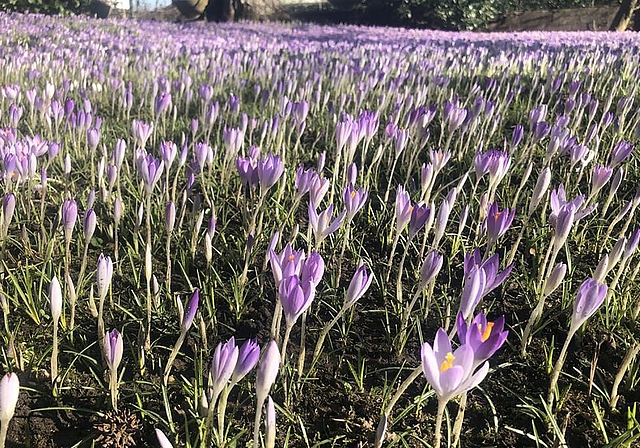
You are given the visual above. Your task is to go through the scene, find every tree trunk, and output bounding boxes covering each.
[610,0,638,31]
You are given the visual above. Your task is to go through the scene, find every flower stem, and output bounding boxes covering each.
[434,399,447,448]
[163,331,186,386]
[547,327,576,409]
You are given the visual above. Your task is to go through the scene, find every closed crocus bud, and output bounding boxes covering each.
[210,338,238,399]
[345,262,373,306]
[265,396,276,448]
[624,229,640,260]
[279,275,316,326]
[64,153,71,175]
[180,288,199,333]
[607,236,627,274]
[408,202,431,241]
[104,329,123,372]
[419,250,443,289]
[97,254,113,300]
[2,193,16,233]
[300,251,324,286]
[232,339,260,383]
[593,254,609,283]
[569,279,607,333]
[256,341,280,406]
[50,276,62,323]
[528,167,551,216]
[552,206,576,253]
[0,373,20,423]
[61,199,78,243]
[113,197,123,226]
[154,429,175,448]
[83,208,96,241]
[544,263,567,296]
[165,202,176,235]
[591,164,613,196]
[460,268,487,320]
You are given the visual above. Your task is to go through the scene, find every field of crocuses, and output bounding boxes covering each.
[0,11,639,448]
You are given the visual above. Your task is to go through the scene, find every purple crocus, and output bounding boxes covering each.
[345,262,373,306]
[0,372,20,425]
[486,202,515,247]
[421,328,489,403]
[180,288,199,333]
[257,153,284,194]
[269,243,305,287]
[394,185,413,235]
[343,184,368,222]
[209,337,239,400]
[408,202,431,241]
[83,208,97,242]
[609,141,634,168]
[418,250,443,290]
[456,312,508,368]
[231,339,261,383]
[300,251,325,286]
[61,199,78,243]
[591,164,613,196]
[309,174,329,206]
[104,329,123,373]
[279,275,316,326]
[569,279,607,333]
[96,253,113,300]
[294,165,315,200]
[236,154,259,186]
[137,153,164,194]
[308,203,345,246]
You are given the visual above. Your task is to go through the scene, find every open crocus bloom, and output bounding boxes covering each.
[456,312,508,368]
[421,328,489,403]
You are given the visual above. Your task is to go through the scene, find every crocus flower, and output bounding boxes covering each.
[231,339,261,383]
[569,279,607,333]
[486,202,515,247]
[463,250,513,298]
[180,288,199,333]
[61,199,78,243]
[165,202,176,235]
[155,429,174,448]
[300,251,325,286]
[96,254,113,300]
[137,153,164,195]
[209,338,239,400]
[236,154,258,186]
[418,250,443,290]
[257,153,284,194]
[421,328,489,403]
[265,396,276,448]
[456,312,508,368]
[394,185,413,235]
[50,276,62,324]
[294,165,315,200]
[0,372,20,423]
[308,203,345,246]
[343,184,368,222]
[269,243,305,287]
[544,263,567,296]
[590,164,613,196]
[609,141,634,168]
[2,193,16,235]
[459,267,487,320]
[104,329,123,372]
[345,262,373,306]
[309,174,329,206]
[279,275,315,327]
[408,202,431,241]
[255,340,280,406]
[83,208,96,242]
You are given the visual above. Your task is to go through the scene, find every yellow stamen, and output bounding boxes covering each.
[439,352,455,373]
[351,191,356,199]
[478,322,495,342]
[288,254,295,262]
[409,205,414,213]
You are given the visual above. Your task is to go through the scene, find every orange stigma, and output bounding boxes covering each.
[440,352,455,372]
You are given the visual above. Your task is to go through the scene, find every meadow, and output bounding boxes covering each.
[0,11,638,447]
